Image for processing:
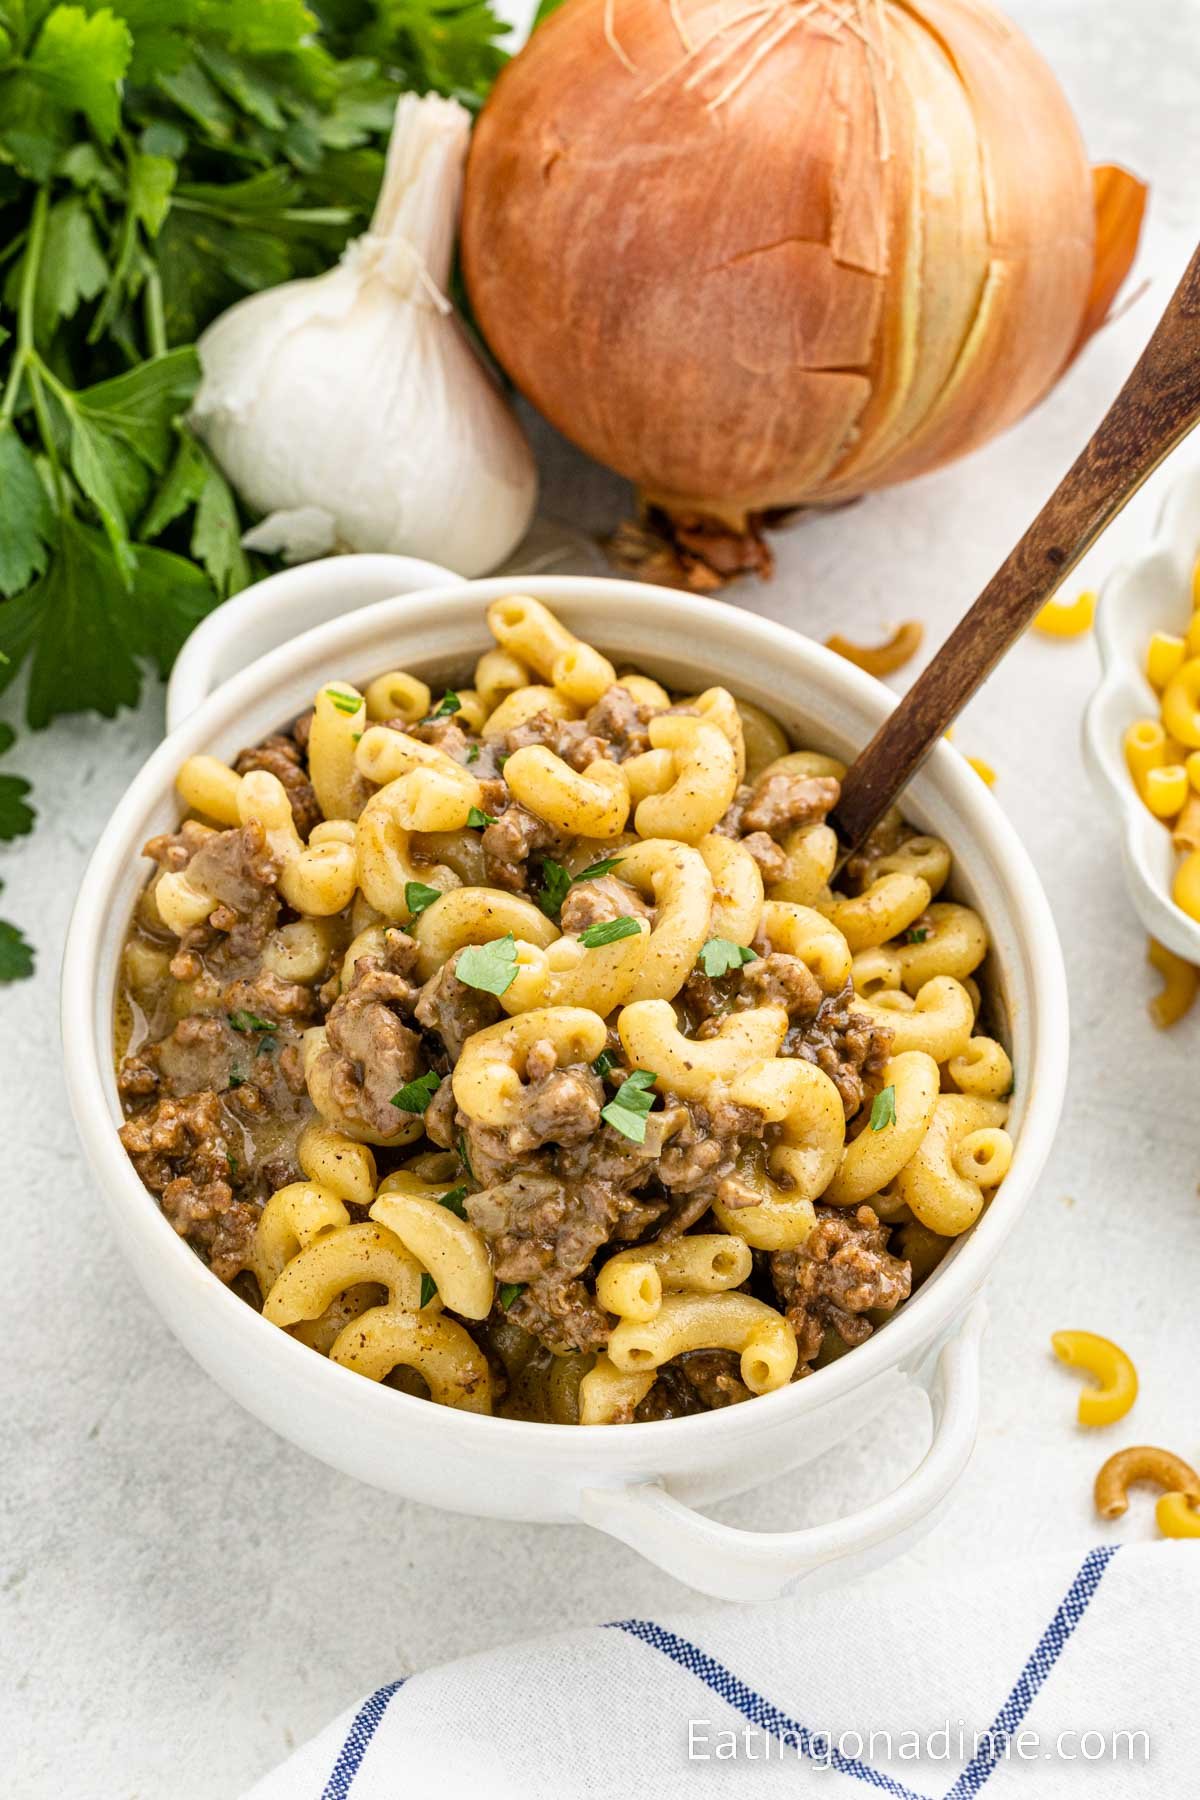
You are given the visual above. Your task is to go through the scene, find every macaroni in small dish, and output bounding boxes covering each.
[1124,553,1200,942]
[115,598,1014,1424]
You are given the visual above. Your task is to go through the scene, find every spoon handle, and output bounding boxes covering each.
[834,240,1200,856]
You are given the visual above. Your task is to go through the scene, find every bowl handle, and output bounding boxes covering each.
[165,553,465,734]
[578,1299,986,1602]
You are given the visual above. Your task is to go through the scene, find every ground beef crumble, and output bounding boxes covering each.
[321,952,425,1137]
[771,1204,912,1366]
[118,1091,258,1280]
[145,818,282,962]
[482,803,568,892]
[234,732,321,839]
[787,981,893,1119]
[414,951,502,1059]
[634,1349,751,1420]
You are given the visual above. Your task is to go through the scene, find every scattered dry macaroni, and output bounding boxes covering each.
[1094,1445,1200,1524]
[1033,589,1096,637]
[824,621,923,678]
[115,597,1015,1426]
[1050,1330,1138,1426]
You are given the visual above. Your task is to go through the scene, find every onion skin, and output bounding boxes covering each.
[462,0,1143,529]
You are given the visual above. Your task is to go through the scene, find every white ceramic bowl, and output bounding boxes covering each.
[1083,462,1200,963]
[62,560,1069,1602]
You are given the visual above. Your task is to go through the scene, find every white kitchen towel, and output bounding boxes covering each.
[243,1542,1196,1799]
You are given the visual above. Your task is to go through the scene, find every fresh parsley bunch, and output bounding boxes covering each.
[0,0,510,977]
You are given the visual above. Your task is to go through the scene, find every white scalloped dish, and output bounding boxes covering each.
[1083,461,1200,964]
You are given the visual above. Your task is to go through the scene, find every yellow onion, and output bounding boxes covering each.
[462,0,1145,581]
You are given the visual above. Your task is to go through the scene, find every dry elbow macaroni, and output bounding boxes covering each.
[1121,557,1200,1003]
[117,596,1017,1427]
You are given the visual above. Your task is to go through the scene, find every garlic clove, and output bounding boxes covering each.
[241,507,341,564]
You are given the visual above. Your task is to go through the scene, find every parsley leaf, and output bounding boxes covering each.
[419,1272,438,1308]
[698,937,757,978]
[325,686,362,715]
[229,1010,277,1034]
[601,1069,658,1143]
[0,772,36,843]
[27,6,133,144]
[0,430,55,598]
[536,858,572,920]
[466,805,497,829]
[424,689,462,721]
[870,1085,897,1131]
[579,915,642,949]
[404,880,442,921]
[538,854,627,921]
[457,1131,475,1181]
[23,196,109,341]
[574,856,624,882]
[465,742,480,763]
[592,1049,617,1079]
[498,1282,524,1311]
[0,727,35,842]
[391,1069,442,1113]
[0,910,35,983]
[456,933,518,995]
[904,927,930,945]
[438,1186,468,1219]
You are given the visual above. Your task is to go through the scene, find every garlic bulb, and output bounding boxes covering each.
[192,93,537,578]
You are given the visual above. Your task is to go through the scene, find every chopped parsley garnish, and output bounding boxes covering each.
[538,854,628,921]
[391,1069,442,1113]
[498,1282,524,1311]
[601,1069,658,1143]
[698,937,757,979]
[592,1049,618,1079]
[466,743,480,764]
[579,914,642,949]
[870,1084,897,1131]
[424,690,462,721]
[226,1153,238,1179]
[457,1132,475,1181]
[325,687,362,716]
[404,880,442,921]
[227,1070,245,1090]
[228,1010,277,1034]
[438,1187,468,1219]
[419,1273,438,1308]
[536,857,573,920]
[575,856,624,882]
[466,805,497,829]
[456,933,518,995]
[904,926,930,944]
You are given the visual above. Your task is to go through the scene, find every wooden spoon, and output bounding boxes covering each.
[833,241,1200,857]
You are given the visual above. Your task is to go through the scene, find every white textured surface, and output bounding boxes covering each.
[4,4,1200,1794]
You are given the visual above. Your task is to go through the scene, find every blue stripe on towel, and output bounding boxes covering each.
[945,1543,1119,1799]
[609,1544,1119,1799]
[320,1679,406,1800]
[607,1618,931,1800]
